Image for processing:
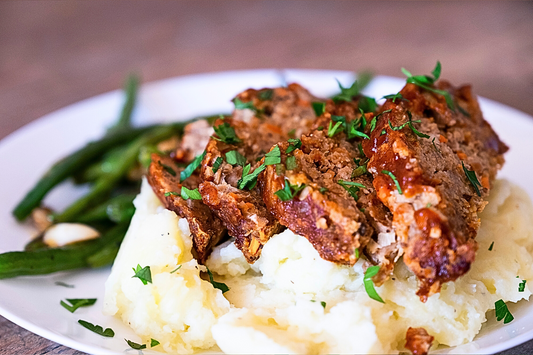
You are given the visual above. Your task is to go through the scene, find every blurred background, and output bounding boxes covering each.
[0,1,532,354]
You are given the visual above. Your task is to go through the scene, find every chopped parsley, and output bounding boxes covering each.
[364,266,384,303]
[488,241,494,251]
[382,170,402,195]
[495,299,514,324]
[317,126,324,131]
[181,187,202,200]
[125,339,146,350]
[258,89,273,101]
[232,97,256,110]
[213,122,241,144]
[462,161,482,197]
[354,248,360,259]
[226,150,247,166]
[275,179,307,201]
[358,96,378,113]
[328,116,346,138]
[264,146,281,165]
[286,156,298,170]
[401,61,455,110]
[206,267,229,293]
[382,93,408,103]
[312,102,326,116]
[352,161,368,178]
[338,180,366,200]
[212,156,223,173]
[319,187,328,194]
[180,151,206,182]
[286,138,302,153]
[357,143,365,158]
[369,117,377,133]
[151,338,161,347]
[519,280,527,292]
[432,137,441,154]
[238,164,266,190]
[159,161,177,177]
[170,265,182,274]
[332,71,373,102]
[457,104,471,117]
[78,320,115,337]
[60,298,97,313]
[132,264,152,285]
[288,129,296,137]
[164,191,179,197]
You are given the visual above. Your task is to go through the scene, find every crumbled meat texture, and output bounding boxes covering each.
[405,327,434,355]
[200,84,318,262]
[174,119,214,162]
[147,153,226,264]
[260,100,398,275]
[362,82,508,301]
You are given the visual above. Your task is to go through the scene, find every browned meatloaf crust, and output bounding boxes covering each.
[260,100,399,279]
[147,153,226,264]
[200,84,318,262]
[362,81,508,301]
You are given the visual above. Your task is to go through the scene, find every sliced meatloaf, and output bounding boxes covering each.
[147,153,226,264]
[362,81,508,301]
[260,100,399,280]
[200,84,319,263]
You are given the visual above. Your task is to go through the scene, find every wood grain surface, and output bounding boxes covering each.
[0,1,532,354]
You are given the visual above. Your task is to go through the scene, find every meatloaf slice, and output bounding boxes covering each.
[260,100,399,276]
[147,154,226,264]
[200,84,318,263]
[362,81,508,301]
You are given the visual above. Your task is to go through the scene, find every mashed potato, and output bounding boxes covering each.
[105,178,533,354]
[103,179,230,353]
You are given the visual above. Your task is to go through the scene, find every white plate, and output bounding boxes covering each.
[0,69,532,354]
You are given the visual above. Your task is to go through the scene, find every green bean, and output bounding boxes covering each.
[0,223,128,279]
[55,125,181,222]
[75,144,131,184]
[77,194,136,224]
[12,125,156,221]
[108,74,139,133]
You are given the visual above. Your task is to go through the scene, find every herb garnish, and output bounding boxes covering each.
[275,179,306,201]
[212,156,223,173]
[205,267,229,293]
[288,129,296,137]
[352,161,368,178]
[495,299,514,324]
[317,126,324,131]
[181,187,202,200]
[319,187,328,194]
[328,120,344,138]
[338,180,365,200]
[382,93,408,103]
[232,97,256,110]
[519,280,527,292]
[264,146,281,166]
[170,265,182,274]
[462,161,482,197]
[238,164,266,190]
[132,264,152,285]
[286,138,302,154]
[364,266,384,303]
[125,339,146,350]
[78,320,115,337]
[151,338,161,347]
[401,61,455,110]
[357,143,365,158]
[382,170,402,195]
[358,96,378,113]
[432,137,441,154]
[488,241,494,251]
[164,191,179,197]
[258,89,273,101]
[312,102,326,116]
[213,122,241,144]
[60,298,97,313]
[332,72,373,102]
[180,151,206,182]
[286,156,298,170]
[226,150,247,166]
[159,161,177,177]
[354,248,360,258]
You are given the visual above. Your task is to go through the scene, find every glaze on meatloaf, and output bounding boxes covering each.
[363,81,508,301]
[199,84,318,262]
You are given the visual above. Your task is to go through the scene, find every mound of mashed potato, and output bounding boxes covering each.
[104,178,533,354]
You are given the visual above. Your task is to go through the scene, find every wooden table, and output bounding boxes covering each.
[0,1,532,354]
